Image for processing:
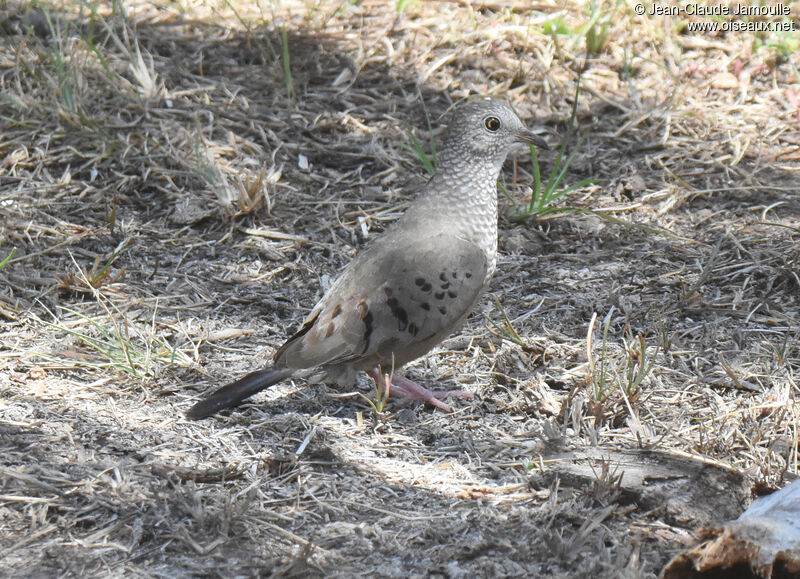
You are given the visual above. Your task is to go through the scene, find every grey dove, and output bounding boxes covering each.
[187,99,547,419]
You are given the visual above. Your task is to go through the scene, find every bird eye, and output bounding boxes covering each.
[484,116,501,132]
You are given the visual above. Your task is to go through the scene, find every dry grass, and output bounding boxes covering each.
[1,0,799,576]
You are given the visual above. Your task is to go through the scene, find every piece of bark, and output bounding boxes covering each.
[662,478,800,579]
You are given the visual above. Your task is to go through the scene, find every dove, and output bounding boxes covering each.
[187,99,547,419]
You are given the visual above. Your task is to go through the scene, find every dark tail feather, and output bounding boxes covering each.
[186,368,295,419]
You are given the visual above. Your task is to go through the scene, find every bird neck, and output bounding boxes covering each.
[402,156,501,276]
[426,159,500,211]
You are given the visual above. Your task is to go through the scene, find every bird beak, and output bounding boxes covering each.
[515,129,549,150]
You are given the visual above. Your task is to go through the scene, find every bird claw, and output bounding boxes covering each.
[367,369,472,412]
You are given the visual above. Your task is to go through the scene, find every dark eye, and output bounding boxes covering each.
[484,116,501,132]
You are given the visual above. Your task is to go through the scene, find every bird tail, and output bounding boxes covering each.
[186,367,296,419]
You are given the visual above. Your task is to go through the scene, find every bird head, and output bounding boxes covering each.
[439,99,548,168]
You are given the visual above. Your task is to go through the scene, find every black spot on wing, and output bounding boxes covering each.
[386,297,408,331]
[358,298,374,354]
[361,310,374,354]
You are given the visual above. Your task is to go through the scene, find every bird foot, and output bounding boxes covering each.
[366,369,472,412]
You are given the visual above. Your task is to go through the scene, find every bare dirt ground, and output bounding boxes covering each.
[1,1,799,577]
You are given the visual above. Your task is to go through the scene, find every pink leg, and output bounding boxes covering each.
[366,369,472,412]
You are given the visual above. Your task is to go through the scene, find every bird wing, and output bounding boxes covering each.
[274,231,489,371]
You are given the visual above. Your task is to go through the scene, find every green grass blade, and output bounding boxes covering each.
[544,139,567,195]
[546,131,588,198]
[546,178,595,204]
[528,145,542,213]
[406,130,435,174]
[0,248,16,269]
[497,182,514,203]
